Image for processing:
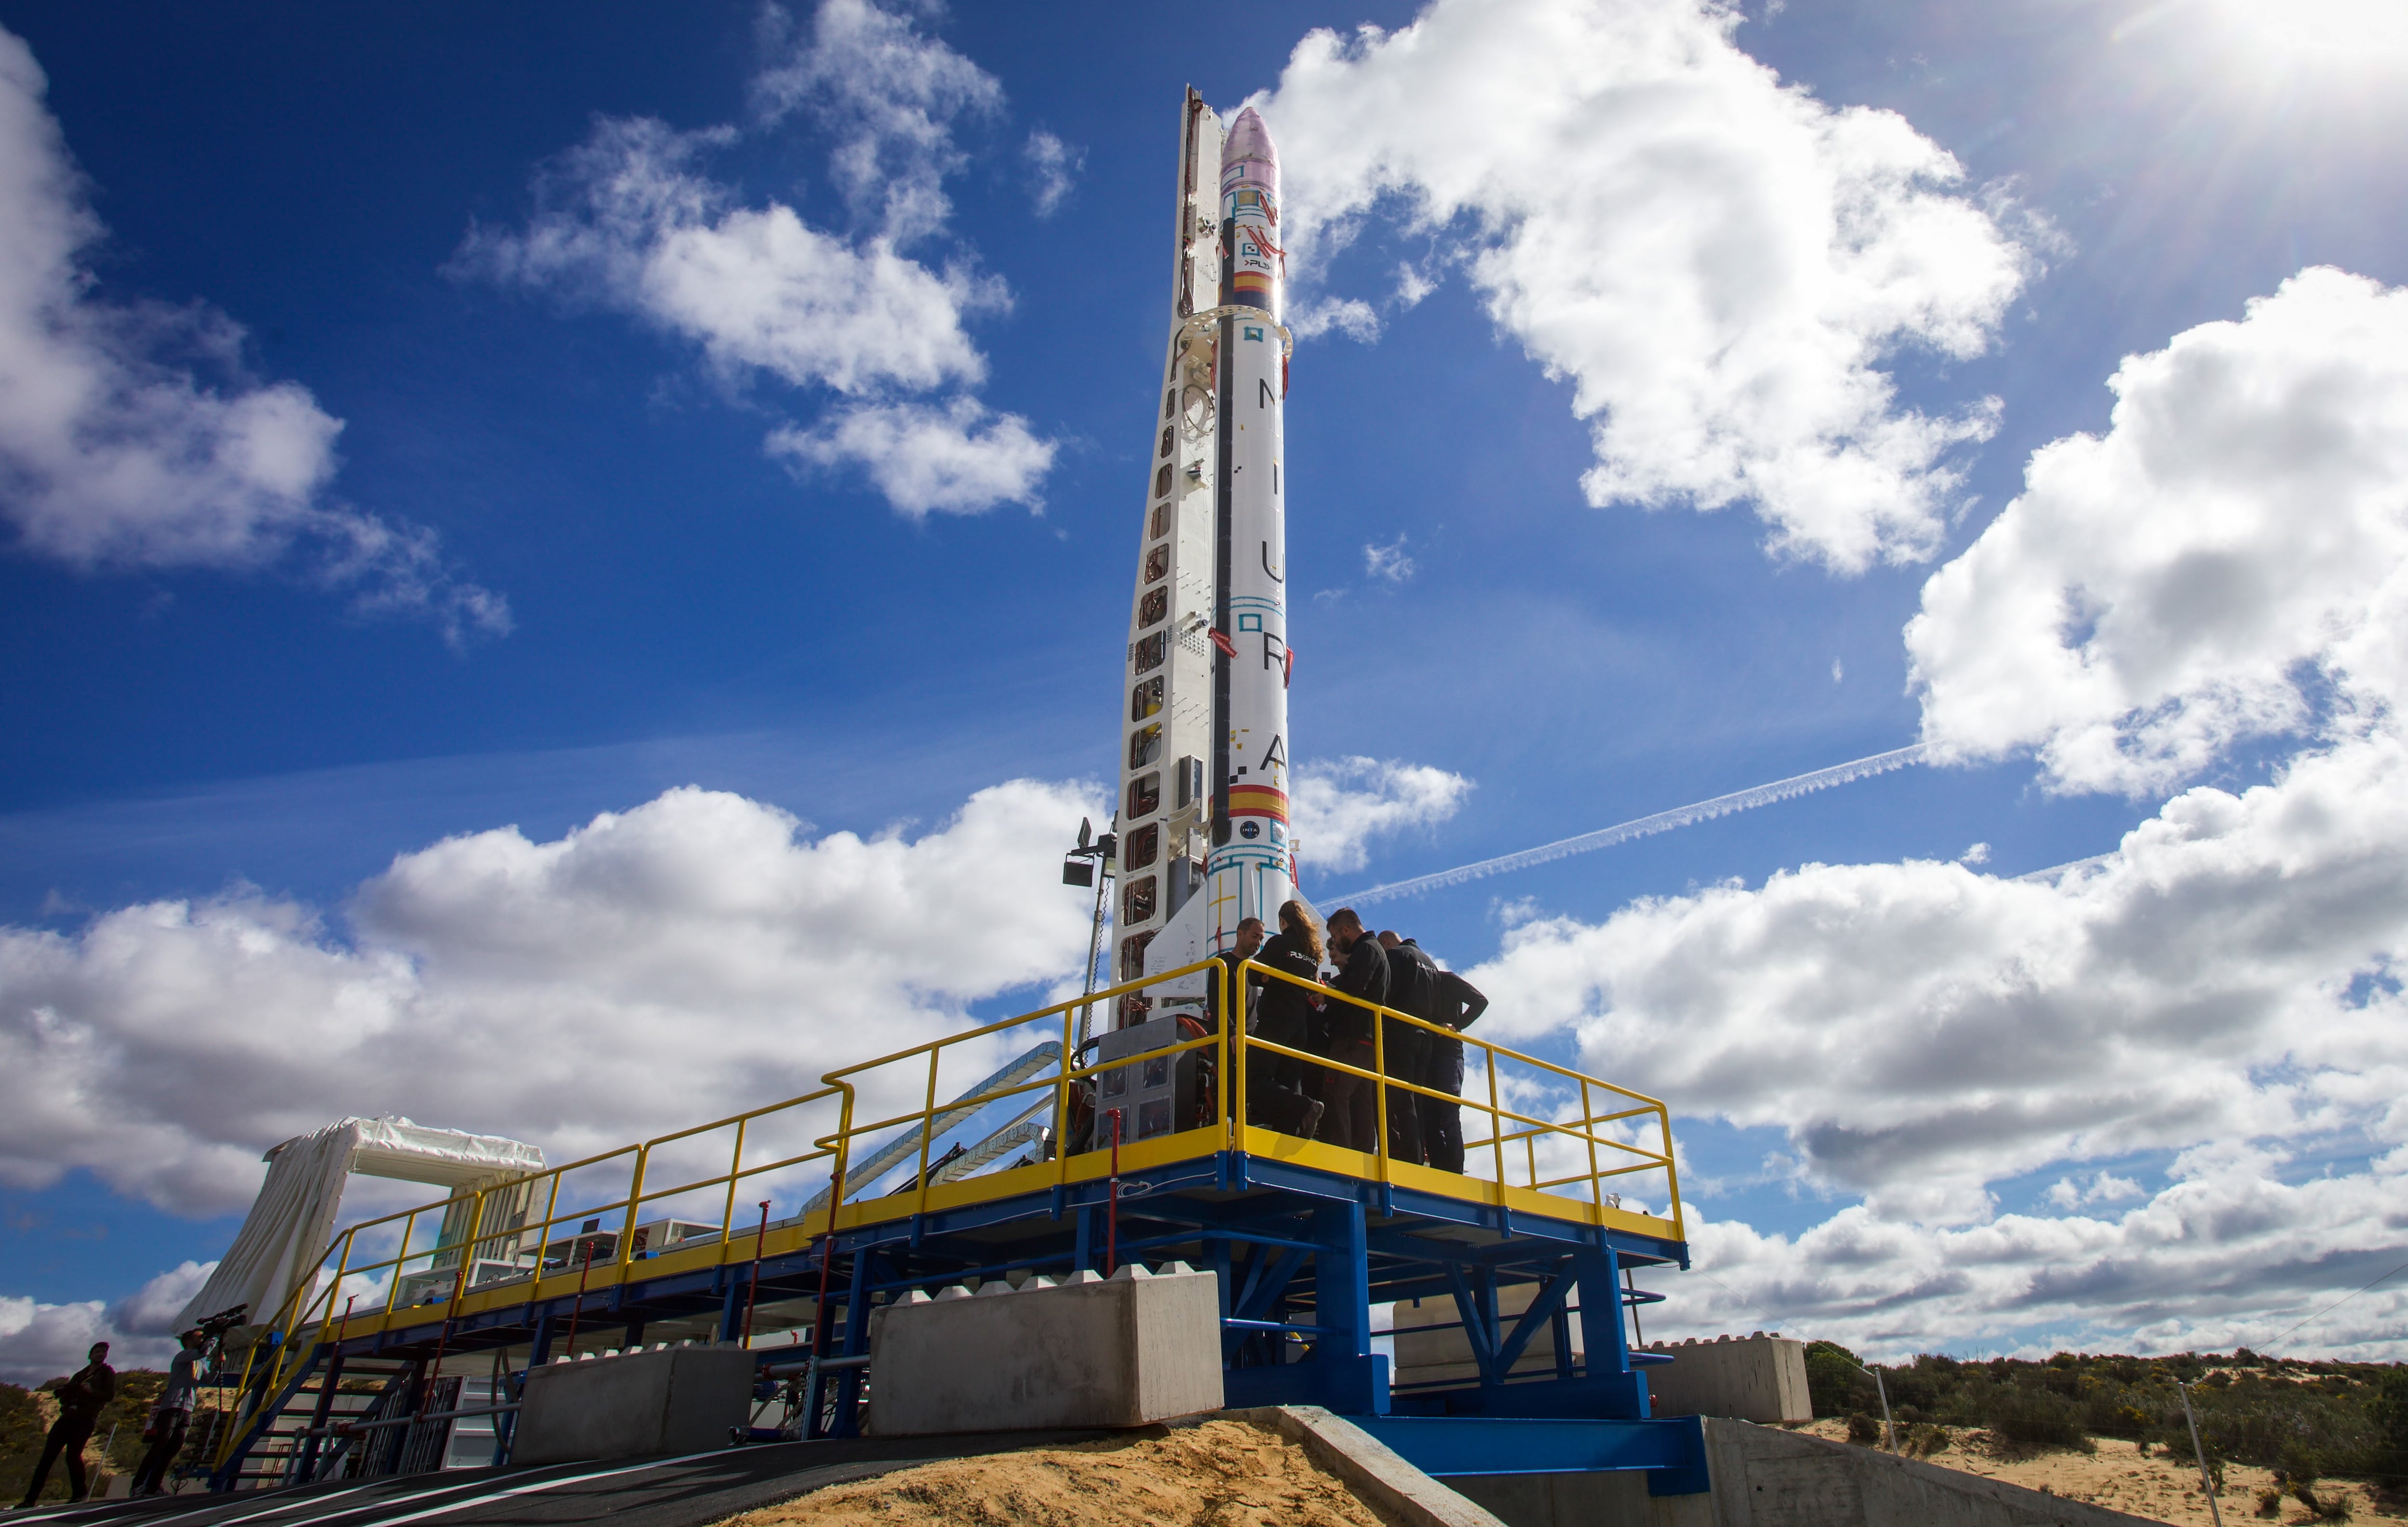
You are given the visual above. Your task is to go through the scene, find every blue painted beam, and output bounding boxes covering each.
[1353,1415,1711,1496]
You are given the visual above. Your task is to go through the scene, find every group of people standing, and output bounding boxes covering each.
[15,1329,207,1507]
[1217,900,1488,1171]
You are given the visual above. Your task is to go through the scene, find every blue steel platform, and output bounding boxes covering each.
[203,959,1694,1492]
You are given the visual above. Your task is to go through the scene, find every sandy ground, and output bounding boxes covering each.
[1797,1419,2405,1525]
[715,1418,1396,1527]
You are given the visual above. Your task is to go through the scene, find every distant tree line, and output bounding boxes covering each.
[1805,1342,2408,1489]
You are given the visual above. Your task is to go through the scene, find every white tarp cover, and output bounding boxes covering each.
[176,1116,544,1331]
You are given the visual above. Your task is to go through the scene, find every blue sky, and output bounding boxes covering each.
[5,0,2408,1377]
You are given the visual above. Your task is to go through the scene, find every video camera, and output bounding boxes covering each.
[188,1304,249,1343]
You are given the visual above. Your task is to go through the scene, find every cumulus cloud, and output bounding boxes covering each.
[453,117,996,398]
[1293,757,1473,876]
[1021,130,1083,219]
[455,1,1055,518]
[0,780,1101,1216]
[767,397,1053,517]
[1473,732,2408,1355]
[1910,268,2408,794]
[0,27,506,642]
[0,1263,210,1383]
[751,0,1004,244]
[1453,268,2408,1358]
[1254,0,2037,572]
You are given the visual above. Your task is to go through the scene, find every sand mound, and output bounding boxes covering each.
[717,1418,1395,1527]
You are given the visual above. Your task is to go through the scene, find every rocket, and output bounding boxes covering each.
[1206,108,1294,927]
[1112,94,1296,1012]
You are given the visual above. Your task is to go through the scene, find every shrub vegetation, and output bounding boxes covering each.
[1802,1343,2405,1480]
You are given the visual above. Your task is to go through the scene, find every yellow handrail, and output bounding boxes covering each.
[237,949,1681,1393]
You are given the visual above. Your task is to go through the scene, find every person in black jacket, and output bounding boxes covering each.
[1318,908,1388,1153]
[1377,932,1440,1164]
[1209,917,1265,1033]
[1422,962,1489,1173]
[1245,901,1326,1139]
[19,1342,114,1505]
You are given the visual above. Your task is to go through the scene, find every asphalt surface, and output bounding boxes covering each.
[7,1432,1121,1527]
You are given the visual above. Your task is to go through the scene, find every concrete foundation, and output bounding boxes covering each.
[512,1344,756,1465]
[1447,1418,2158,1527]
[866,1263,1223,1436]
[1638,1336,1810,1424]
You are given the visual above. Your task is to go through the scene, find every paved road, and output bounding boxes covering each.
[8,1433,1118,1527]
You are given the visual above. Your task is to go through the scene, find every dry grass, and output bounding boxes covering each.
[1797,1418,2406,1525]
[713,1418,1397,1527]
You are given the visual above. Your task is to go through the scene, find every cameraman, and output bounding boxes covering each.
[131,1328,206,1497]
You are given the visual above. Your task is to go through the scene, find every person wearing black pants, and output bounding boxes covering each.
[19,1342,114,1506]
[1318,909,1389,1153]
[1246,901,1326,1139]
[1422,966,1489,1173]
[1378,932,1440,1164]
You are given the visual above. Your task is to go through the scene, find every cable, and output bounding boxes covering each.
[1331,744,1930,907]
[2255,1252,2408,1353]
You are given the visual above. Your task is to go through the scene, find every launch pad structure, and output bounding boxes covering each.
[185,91,1706,1503]
[197,959,1699,1495]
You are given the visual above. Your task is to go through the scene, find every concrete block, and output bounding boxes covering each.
[867,1262,1223,1435]
[512,1344,755,1465]
[1638,1335,1810,1424]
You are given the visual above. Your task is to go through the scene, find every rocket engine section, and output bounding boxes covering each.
[1125,98,1296,1013]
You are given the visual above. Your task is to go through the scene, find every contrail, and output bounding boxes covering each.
[1331,744,1931,907]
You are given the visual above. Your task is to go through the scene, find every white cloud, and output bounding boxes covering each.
[751,0,1004,245]
[1362,534,1415,583]
[454,117,996,397]
[766,397,1053,516]
[0,1264,210,1383]
[456,3,1057,519]
[1910,267,2408,795]
[1254,0,2037,572]
[1290,296,1382,342]
[0,27,506,642]
[1470,732,2408,1356]
[1453,270,2408,1357]
[1293,757,1473,876]
[1022,130,1083,219]
[0,779,1102,1216]
[2043,1170,2141,1209]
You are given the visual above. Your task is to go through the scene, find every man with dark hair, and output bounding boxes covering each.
[1208,917,1265,1034]
[1377,932,1440,1163]
[18,1341,114,1505]
[1318,908,1388,1153]
[1422,962,1489,1173]
[131,1328,206,1497]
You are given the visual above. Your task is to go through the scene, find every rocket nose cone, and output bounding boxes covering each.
[1222,106,1278,170]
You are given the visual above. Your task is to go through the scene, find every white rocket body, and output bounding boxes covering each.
[1121,99,1296,1007]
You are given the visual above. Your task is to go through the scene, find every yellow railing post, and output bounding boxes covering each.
[1485,1046,1506,1200]
[719,1116,750,1264]
[1659,1102,1684,1238]
[1056,1009,1074,1195]
[1371,997,1389,1175]
[618,1147,648,1269]
[383,1209,417,1317]
[914,1047,940,1218]
[1225,960,1241,1141]
[1582,1078,1603,1214]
